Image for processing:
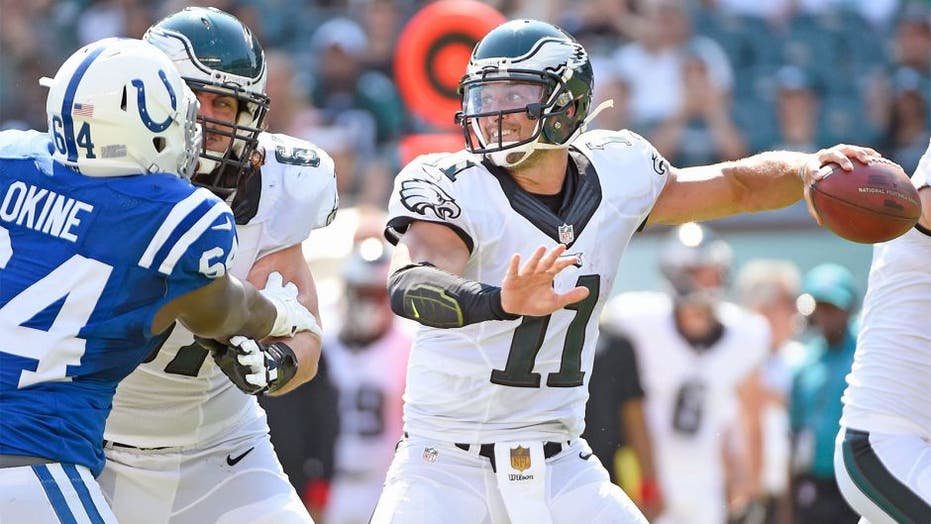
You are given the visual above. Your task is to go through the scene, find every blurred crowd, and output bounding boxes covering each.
[2,0,929,211]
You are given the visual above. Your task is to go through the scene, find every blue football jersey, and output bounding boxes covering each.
[0,130,237,476]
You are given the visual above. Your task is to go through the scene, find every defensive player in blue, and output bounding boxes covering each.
[0,38,321,524]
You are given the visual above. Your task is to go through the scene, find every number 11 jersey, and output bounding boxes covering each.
[385,130,667,443]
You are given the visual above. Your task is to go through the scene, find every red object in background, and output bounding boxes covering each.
[399,133,466,166]
[809,158,921,244]
[394,0,506,130]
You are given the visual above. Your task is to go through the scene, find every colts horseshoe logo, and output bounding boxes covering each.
[131,69,177,132]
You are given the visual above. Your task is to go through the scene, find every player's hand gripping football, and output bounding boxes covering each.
[500,244,589,317]
[260,271,322,339]
[799,144,881,225]
[205,336,298,395]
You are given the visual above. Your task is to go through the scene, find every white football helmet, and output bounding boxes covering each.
[658,222,733,302]
[41,37,200,179]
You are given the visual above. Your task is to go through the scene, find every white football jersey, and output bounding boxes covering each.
[841,144,931,439]
[602,292,769,502]
[385,129,668,443]
[326,324,412,479]
[105,132,337,447]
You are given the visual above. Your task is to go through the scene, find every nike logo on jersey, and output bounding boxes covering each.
[226,447,254,466]
[211,216,233,231]
[579,451,593,460]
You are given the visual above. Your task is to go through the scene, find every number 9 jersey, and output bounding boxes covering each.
[385,129,668,444]
[0,130,236,476]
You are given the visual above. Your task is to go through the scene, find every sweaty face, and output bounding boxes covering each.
[463,81,544,146]
[195,91,240,153]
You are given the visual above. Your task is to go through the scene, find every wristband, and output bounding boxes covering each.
[264,341,298,394]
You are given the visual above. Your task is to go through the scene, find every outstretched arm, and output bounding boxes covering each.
[647,145,880,226]
[153,269,315,344]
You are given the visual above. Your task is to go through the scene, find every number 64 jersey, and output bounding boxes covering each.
[385,130,667,444]
[105,133,337,448]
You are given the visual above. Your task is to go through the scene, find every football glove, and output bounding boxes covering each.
[260,271,322,338]
[208,336,298,395]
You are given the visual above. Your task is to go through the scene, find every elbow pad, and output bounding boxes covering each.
[388,263,520,328]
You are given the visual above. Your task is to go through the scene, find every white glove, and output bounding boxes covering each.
[260,271,322,338]
[210,336,298,395]
[229,336,274,390]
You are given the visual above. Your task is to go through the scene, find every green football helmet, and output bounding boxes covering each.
[144,7,269,200]
[456,19,596,168]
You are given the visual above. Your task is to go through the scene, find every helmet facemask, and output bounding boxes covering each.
[455,23,611,169]
[143,6,270,201]
[189,80,269,201]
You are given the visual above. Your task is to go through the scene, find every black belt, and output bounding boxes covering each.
[0,454,55,468]
[103,440,173,451]
[454,441,567,473]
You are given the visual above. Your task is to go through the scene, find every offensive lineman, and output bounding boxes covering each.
[99,8,338,524]
[371,18,880,524]
[834,139,931,522]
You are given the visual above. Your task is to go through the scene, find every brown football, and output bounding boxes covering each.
[809,158,920,244]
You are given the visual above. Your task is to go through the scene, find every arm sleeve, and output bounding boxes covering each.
[388,262,519,328]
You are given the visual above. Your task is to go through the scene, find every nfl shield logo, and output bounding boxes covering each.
[422,447,438,463]
[510,446,531,472]
[558,223,574,244]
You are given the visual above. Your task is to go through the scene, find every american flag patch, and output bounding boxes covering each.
[73,103,94,117]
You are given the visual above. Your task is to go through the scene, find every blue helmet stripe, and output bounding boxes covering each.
[59,45,106,164]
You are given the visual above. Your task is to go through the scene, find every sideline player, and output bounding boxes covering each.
[371,18,880,523]
[324,237,413,524]
[602,224,768,524]
[0,38,319,524]
[99,8,338,524]
[834,139,931,523]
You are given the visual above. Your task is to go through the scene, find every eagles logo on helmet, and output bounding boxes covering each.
[455,19,612,168]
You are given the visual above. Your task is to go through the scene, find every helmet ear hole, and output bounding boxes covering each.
[153,136,167,152]
[120,86,128,111]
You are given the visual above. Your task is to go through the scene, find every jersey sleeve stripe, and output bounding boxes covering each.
[157,201,230,275]
[138,188,212,270]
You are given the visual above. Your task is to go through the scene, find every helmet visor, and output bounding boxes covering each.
[462,81,545,116]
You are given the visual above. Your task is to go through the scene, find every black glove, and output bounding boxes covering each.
[205,336,298,395]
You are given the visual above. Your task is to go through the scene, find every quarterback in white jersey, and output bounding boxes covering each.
[371,19,878,524]
[834,140,931,523]
[99,8,337,524]
[603,281,769,524]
